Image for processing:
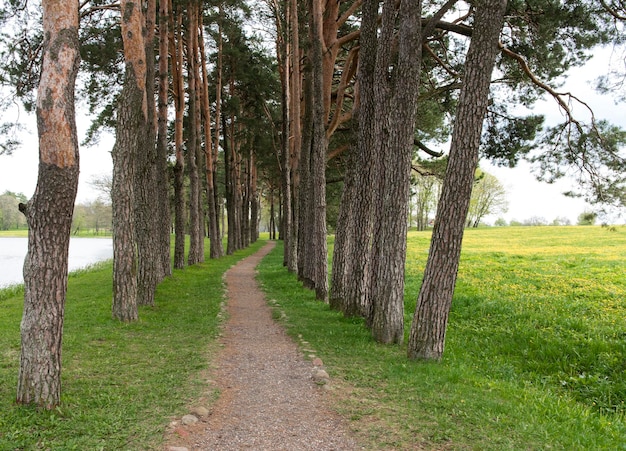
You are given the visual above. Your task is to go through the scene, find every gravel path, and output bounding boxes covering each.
[165,241,360,451]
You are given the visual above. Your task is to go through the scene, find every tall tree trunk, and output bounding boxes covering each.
[306,0,328,301]
[112,0,151,321]
[279,0,293,267]
[186,1,204,266]
[250,151,259,242]
[369,0,423,344]
[331,0,378,317]
[199,19,223,259]
[287,0,302,271]
[171,8,186,269]
[242,151,251,248]
[135,0,160,306]
[224,114,235,254]
[213,2,225,249]
[16,0,80,409]
[156,0,172,277]
[408,0,508,360]
[297,41,312,284]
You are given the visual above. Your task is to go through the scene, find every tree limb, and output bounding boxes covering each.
[337,0,363,28]
[415,139,444,157]
[422,0,460,39]
[599,0,626,20]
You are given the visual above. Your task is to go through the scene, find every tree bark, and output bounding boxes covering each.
[17,0,80,409]
[185,1,204,266]
[287,0,302,271]
[112,0,151,321]
[156,0,172,277]
[134,0,160,306]
[279,1,293,269]
[307,0,328,301]
[369,0,423,344]
[199,19,224,259]
[171,7,186,269]
[332,0,378,318]
[408,0,508,360]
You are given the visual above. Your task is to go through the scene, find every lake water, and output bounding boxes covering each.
[0,237,113,288]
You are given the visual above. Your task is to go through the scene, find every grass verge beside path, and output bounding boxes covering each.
[257,227,626,450]
[0,238,266,450]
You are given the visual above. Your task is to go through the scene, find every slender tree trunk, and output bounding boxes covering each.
[279,8,293,267]
[329,144,356,311]
[16,0,80,409]
[270,190,276,239]
[307,0,328,301]
[242,151,251,248]
[186,1,204,265]
[224,114,235,254]
[297,42,312,284]
[156,0,172,277]
[199,20,223,259]
[287,0,302,271]
[135,0,159,306]
[171,8,186,269]
[250,156,259,242]
[333,0,378,318]
[408,0,508,360]
[112,0,152,321]
[213,2,225,248]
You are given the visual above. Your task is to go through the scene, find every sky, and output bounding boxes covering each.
[0,48,624,225]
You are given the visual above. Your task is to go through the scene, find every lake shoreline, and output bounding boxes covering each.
[0,237,113,287]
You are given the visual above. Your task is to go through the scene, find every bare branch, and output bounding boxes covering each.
[422,0,460,39]
[599,0,626,20]
[337,0,362,29]
[415,139,444,158]
[80,2,120,19]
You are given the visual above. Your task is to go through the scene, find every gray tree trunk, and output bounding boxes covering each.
[186,2,204,266]
[368,0,423,344]
[156,0,172,277]
[408,0,508,360]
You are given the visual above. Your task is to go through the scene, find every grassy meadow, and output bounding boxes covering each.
[0,239,266,450]
[258,226,626,449]
[1,226,625,449]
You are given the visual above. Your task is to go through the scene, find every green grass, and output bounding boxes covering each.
[258,226,626,450]
[0,238,266,450]
[0,230,28,237]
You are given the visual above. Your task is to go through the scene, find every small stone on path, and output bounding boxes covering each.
[312,368,330,384]
[181,414,198,425]
[191,406,210,417]
[312,357,323,367]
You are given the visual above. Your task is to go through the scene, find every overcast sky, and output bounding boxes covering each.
[0,48,624,225]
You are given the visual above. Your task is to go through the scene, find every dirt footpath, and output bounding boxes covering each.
[164,241,360,450]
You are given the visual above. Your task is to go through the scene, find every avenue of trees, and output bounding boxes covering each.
[1,0,625,408]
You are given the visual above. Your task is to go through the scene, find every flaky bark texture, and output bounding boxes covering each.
[171,8,186,270]
[286,0,301,272]
[17,0,80,408]
[135,0,160,306]
[199,20,223,259]
[300,0,328,301]
[156,0,172,277]
[331,0,378,317]
[112,0,149,321]
[367,0,422,344]
[186,1,205,266]
[408,0,508,360]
